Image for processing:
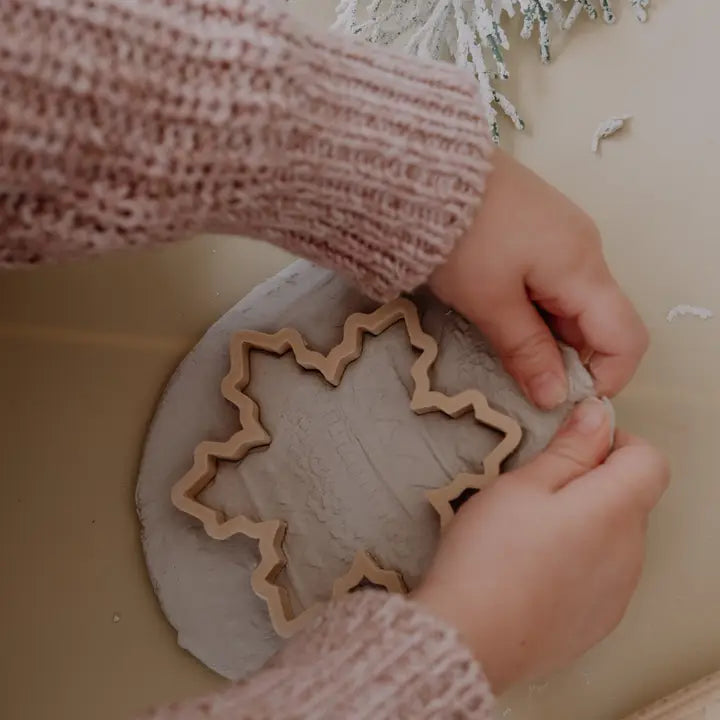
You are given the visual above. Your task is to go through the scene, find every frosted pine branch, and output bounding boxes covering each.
[334,0,651,140]
[630,0,649,22]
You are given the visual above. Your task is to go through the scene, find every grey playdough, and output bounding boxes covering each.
[136,260,596,681]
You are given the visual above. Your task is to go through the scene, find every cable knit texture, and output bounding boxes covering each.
[0,0,493,300]
[141,591,494,720]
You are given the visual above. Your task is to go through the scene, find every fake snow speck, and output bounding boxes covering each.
[112,612,121,623]
[592,115,631,152]
[528,681,550,697]
[666,305,714,323]
[631,0,650,21]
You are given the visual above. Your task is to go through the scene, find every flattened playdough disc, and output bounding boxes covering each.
[136,261,595,680]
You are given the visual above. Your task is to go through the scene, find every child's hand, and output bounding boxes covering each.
[413,398,669,692]
[430,150,648,410]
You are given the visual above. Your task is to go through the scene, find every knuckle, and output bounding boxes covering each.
[645,446,671,492]
[637,322,651,356]
[582,217,602,251]
[623,444,671,509]
[569,211,601,251]
[635,443,669,481]
[557,211,604,279]
[620,306,650,357]
[547,442,596,476]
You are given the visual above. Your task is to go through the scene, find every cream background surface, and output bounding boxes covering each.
[2,2,719,718]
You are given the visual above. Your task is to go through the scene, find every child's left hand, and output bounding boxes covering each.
[413,398,669,691]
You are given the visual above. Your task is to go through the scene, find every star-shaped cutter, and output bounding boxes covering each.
[171,297,523,637]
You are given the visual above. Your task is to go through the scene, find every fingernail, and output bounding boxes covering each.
[601,396,617,447]
[529,372,568,410]
[568,397,608,435]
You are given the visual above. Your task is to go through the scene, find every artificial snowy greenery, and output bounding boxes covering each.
[333,0,650,140]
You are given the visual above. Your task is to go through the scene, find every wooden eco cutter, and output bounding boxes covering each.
[171,298,523,637]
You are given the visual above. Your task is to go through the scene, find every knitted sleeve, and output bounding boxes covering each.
[0,0,493,300]
[141,591,495,720]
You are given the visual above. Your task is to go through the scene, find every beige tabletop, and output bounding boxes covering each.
[1,2,719,719]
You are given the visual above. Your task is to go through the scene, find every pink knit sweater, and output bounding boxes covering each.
[1,1,496,717]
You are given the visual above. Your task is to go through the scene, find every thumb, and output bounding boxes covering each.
[471,294,568,410]
[511,397,614,492]
[567,432,670,514]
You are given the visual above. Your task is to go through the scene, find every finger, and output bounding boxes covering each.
[565,432,670,513]
[510,397,613,492]
[530,240,648,397]
[574,285,649,396]
[470,291,568,410]
[545,315,590,359]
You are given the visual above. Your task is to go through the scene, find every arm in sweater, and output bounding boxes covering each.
[1,2,495,716]
[141,592,494,720]
[0,0,493,300]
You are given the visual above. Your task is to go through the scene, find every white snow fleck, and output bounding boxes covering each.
[112,612,121,623]
[528,681,549,695]
[592,115,632,153]
[666,304,714,323]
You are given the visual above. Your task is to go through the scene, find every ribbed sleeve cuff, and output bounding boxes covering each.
[142,592,494,719]
[249,23,495,300]
[268,590,495,718]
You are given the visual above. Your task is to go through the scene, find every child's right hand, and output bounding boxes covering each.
[414,397,669,692]
[430,149,648,410]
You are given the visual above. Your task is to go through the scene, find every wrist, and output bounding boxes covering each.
[412,581,512,694]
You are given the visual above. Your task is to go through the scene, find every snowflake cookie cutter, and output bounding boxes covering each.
[171,297,523,637]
